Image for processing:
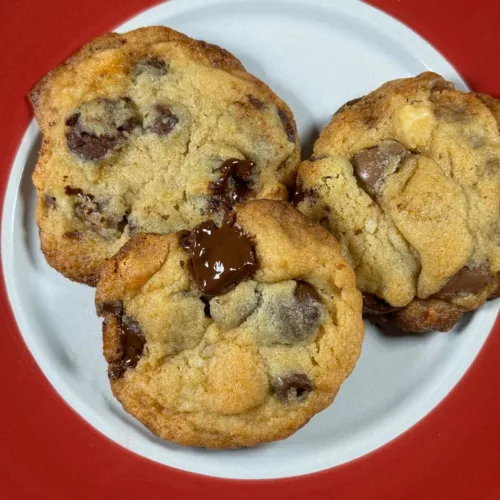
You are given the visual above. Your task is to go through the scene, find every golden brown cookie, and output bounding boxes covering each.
[295,72,500,332]
[95,200,363,448]
[31,26,300,285]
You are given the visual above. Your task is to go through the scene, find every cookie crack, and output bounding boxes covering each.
[324,161,422,278]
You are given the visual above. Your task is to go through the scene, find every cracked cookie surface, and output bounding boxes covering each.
[296,72,500,332]
[31,26,300,285]
[96,200,363,448]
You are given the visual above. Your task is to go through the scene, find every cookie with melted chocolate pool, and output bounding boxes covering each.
[31,26,300,285]
[296,72,500,332]
[96,200,363,448]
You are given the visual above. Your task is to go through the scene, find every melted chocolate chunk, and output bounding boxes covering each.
[209,158,256,207]
[272,373,313,402]
[44,194,57,209]
[133,56,168,77]
[362,293,401,315]
[110,315,145,379]
[438,264,490,295]
[184,220,257,296]
[277,108,295,142]
[145,104,178,136]
[247,94,264,110]
[351,141,408,193]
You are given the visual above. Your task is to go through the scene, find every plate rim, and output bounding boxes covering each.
[1,0,500,497]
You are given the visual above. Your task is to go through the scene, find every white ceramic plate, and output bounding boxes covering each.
[2,0,499,480]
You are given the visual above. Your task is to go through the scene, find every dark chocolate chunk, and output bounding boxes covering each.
[292,184,315,207]
[67,125,118,161]
[74,203,105,229]
[264,281,323,344]
[63,231,83,240]
[44,194,57,209]
[65,113,79,127]
[430,79,454,93]
[117,117,139,134]
[64,185,94,201]
[277,108,295,142]
[351,141,408,193]
[362,293,401,315]
[120,317,145,369]
[278,282,323,342]
[294,282,322,315]
[145,104,178,136]
[178,230,192,250]
[65,185,126,237]
[200,296,211,317]
[247,94,264,110]
[65,186,103,230]
[110,315,146,379]
[97,300,124,316]
[66,98,140,161]
[272,373,313,402]
[209,158,256,206]
[133,57,168,77]
[184,220,257,296]
[438,264,490,295]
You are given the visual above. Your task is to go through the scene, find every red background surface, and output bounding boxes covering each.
[1,1,499,498]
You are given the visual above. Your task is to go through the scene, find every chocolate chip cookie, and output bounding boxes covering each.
[31,26,300,285]
[295,72,500,332]
[96,200,363,448]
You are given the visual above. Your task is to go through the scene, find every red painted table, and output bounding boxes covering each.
[1,1,499,498]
